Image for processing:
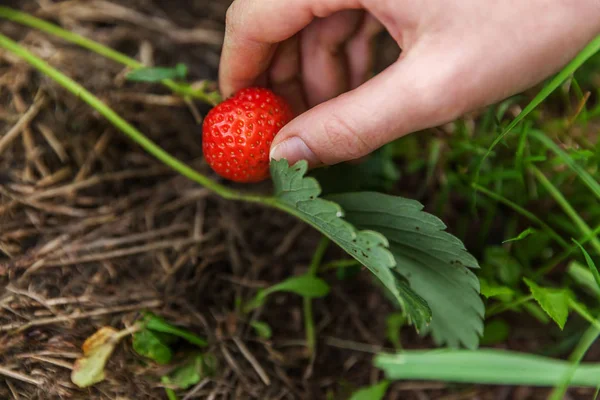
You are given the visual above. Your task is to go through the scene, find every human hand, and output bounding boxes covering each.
[219,0,600,168]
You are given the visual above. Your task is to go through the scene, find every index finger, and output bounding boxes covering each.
[219,0,363,97]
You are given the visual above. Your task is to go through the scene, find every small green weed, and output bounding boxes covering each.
[2,6,600,398]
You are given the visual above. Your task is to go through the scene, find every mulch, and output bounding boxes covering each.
[0,1,596,399]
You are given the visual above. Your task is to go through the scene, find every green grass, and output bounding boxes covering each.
[2,5,600,397]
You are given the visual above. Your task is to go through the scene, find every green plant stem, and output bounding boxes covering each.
[472,183,569,250]
[161,377,179,400]
[0,6,221,105]
[530,165,600,256]
[485,295,534,318]
[164,388,178,400]
[0,32,266,204]
[304,237,330,356]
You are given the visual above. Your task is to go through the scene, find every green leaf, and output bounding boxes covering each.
[243,290,268,312]
[132,329,173,364]
[523,278,571,329]
[374,348,600,387]
[244,275,330,312]
[395,277,432,331]
[479,278,515,299]
[142,312,207,347]
[264,274,330,298]
[161,354,217,394]
[270,159,417,324]
[349,380,390,400]
[250,321,272,340]
[71,327,128,388]
[126,63,188,82]
[503,227,536,243]
[385,312,405,350]
[567,261,600,298]
[572,239,600,290]
[310,145,400,195]
[329,192,483,349]
[169,355,204,389]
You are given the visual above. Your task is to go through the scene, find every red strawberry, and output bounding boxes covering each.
[202,87,294,183]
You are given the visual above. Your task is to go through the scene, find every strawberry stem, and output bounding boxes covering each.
[0,6,222,106]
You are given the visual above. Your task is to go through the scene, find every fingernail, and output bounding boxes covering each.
[270,137,320,166]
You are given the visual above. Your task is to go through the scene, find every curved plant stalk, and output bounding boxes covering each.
[0,33,263,204]
[472,183,569,250]
[304,237,330,356]
[0,6,221,105]
[0,31,338,234]
[535,223,600,278]
[0,32,390,268]
[530,165,600,256]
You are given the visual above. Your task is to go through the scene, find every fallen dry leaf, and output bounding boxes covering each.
[71,326,130,388]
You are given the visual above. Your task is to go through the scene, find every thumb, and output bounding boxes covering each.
[270,47,470,167]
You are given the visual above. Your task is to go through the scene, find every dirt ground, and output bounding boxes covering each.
[0,1,598,399]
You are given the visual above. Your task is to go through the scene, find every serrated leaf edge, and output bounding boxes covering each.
[269,159,431,329]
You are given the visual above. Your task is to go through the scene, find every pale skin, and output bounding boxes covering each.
[219,0,600,168]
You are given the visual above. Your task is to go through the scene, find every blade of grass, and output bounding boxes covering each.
[573,239,600,290]
[568,261,600,298]
[472,183,569,250]
[0,6,221,105]
[536,224,600,277]
[485,295,534,318]
[375,348,600,387]
[529,130,600,202]
[514,121,533,184]
[530,165,600,256]
[475,35,600,188]
[503,227,536,244]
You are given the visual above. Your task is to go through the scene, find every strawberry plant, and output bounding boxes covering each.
[2,5,600,399]
[0,8,485,350]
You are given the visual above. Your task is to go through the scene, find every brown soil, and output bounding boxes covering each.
[0,1,597,399]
